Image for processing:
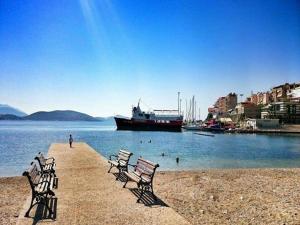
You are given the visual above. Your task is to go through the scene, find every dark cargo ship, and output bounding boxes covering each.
[114,102,183,132]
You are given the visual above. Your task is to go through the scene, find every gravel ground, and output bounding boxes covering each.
[0,176,30,225]
[2,167,300,224]
[155,169,300,225]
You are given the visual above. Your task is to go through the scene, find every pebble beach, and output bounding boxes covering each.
[1,168,300,224]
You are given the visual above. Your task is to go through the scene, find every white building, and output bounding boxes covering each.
[246,119,280,130]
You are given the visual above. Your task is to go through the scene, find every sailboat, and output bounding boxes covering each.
[182,96,202,130]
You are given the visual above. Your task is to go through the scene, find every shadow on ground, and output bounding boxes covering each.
[27,197,57,225]
[112,172,168,207]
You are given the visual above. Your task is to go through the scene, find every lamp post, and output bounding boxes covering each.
[239,94,244,103]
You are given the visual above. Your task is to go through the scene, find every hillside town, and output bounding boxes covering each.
[207,82,300,131]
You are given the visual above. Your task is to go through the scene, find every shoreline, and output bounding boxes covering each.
[2,167,300,224]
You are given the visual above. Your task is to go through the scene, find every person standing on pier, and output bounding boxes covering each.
[69,134,73,148]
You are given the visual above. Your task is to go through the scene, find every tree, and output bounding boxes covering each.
[206,113,213,121]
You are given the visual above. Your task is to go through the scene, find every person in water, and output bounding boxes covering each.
[69,134,73,148]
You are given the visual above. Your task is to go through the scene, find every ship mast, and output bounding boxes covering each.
[177,92,180,115]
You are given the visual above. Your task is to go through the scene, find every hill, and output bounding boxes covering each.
[0,114,24,120]
[0,104,27,117]
[24,110,100,121]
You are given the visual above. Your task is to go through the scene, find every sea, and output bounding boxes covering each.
[0,120,300,177]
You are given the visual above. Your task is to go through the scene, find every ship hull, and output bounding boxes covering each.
[114,117,182,132]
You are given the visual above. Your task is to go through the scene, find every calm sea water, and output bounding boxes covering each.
[0,121,300,177]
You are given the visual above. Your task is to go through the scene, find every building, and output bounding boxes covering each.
[226,93,238,112]
[213,93,237,115]
[261,101,300,124]
[234,102,260,119]
[256,92,263,105]
[249,92,270,106]
[287,86,300,102]
[271,82,300,102]
[214,97,226,114]
[245,119,280,130]
[250,94,258,105]
[262,92,270,105]
[208,107,219,119]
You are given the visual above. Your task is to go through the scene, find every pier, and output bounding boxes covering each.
[17,142,189,225]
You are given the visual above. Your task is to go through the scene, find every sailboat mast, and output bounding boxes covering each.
[192,96,195,122]
[185,99,187,121]
[177,92,180,115]
[195,100,197,122]
[179,98,182,116]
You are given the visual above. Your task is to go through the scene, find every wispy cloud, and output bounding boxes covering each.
[78,0,143,80]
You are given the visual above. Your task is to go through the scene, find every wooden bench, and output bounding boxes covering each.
[35,152,56,176]
[108,149,133,180]
[123,158,159,202]
[22,162,56,217]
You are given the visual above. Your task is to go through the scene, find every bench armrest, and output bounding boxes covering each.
[46,157,55,163]
[109,154,118,160]
[140,172,151,176]
[44,161,55,166]
[128,164,136,169]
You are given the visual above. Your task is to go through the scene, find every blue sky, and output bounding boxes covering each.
[0,0,299,117]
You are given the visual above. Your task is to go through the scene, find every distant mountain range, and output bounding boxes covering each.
[0,104,27,117]
[0,104,111,121]
[24,110,100,121]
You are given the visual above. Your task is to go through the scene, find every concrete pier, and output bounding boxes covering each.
[17,142,190,225]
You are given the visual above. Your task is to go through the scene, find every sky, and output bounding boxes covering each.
[0,0,300,118]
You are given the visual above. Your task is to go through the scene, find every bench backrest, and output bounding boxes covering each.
[35,152,46,167]
[134,158,159,183]
[22,162,41,190]
[117,149,132,165]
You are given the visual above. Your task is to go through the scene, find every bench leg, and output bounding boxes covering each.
[51,169,56,177]
[123,176,128,188]
[40,197,54,215]
[25,194,54,217]
[107,164,113,173]
[25,193,35,217]
[116,168,121,180]
[137,185,145,203]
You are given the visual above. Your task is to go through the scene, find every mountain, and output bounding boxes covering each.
[0,114,24,120]
[0,104,27,117]
[24,110,100,121]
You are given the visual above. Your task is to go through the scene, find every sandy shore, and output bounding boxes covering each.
[1,168,300,224]
[155,169,300,225]
[0,176,29,225]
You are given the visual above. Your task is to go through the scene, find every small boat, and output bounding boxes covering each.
[182,123,202,131]
[202,124,225,133]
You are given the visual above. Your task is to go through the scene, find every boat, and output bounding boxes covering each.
[182,95,203,131]
[202,124,225,133]
[114,101,183,132]
[182,123,202,131]
[202,119,225,133]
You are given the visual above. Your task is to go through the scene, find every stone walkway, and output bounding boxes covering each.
[17,142,190,225]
